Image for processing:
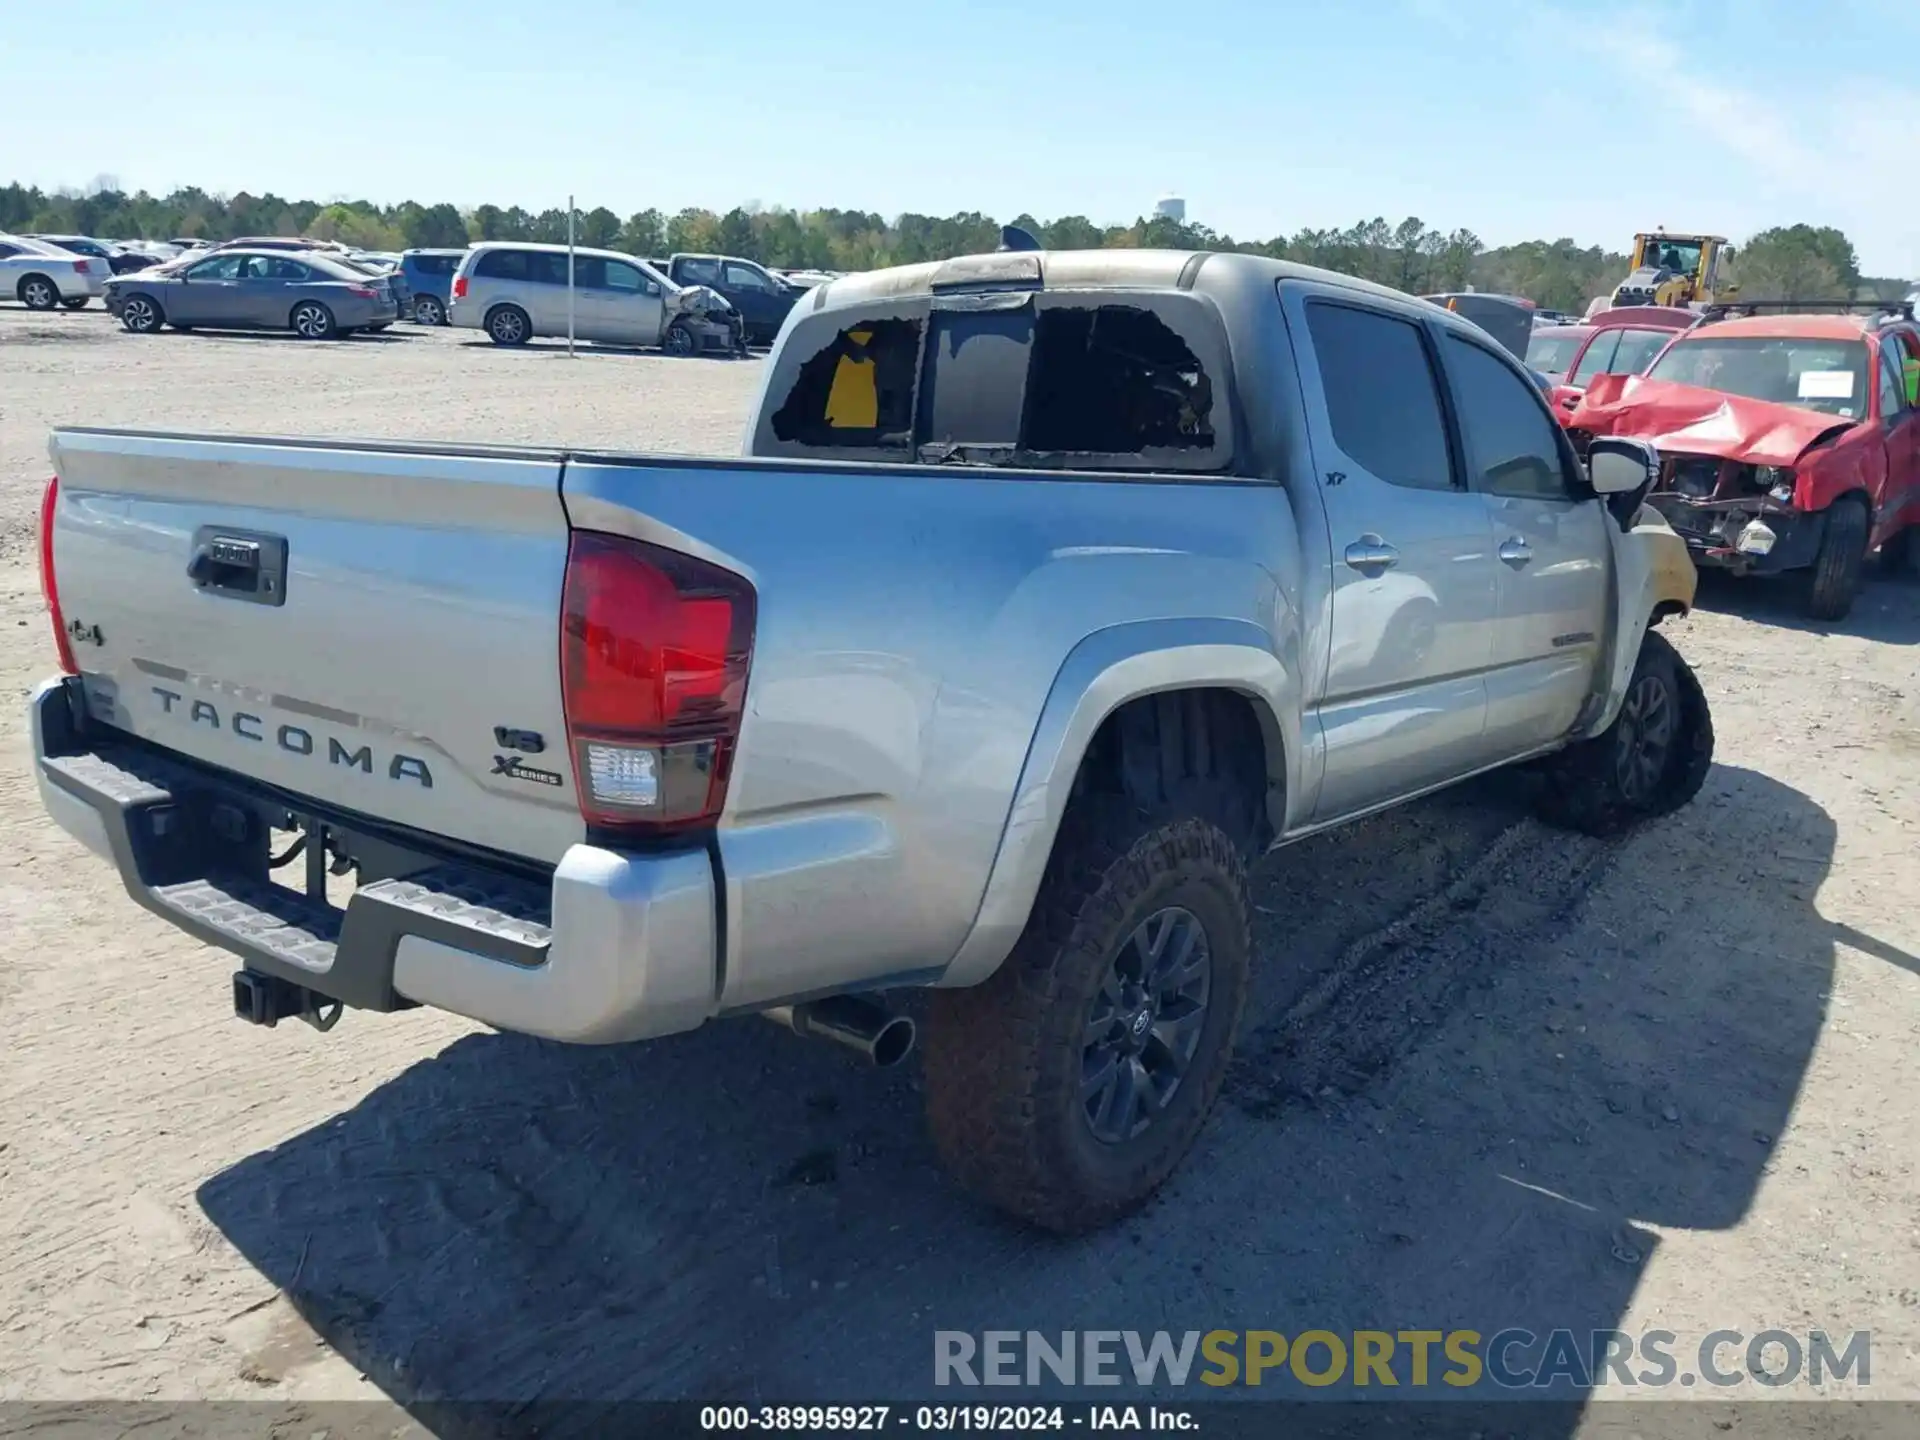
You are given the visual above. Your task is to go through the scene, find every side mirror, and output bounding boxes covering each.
[1586,436,1660,529]
[1587,436,1658,495]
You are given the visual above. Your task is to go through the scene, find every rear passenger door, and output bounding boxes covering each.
[1438,332,1611,754]
[525,250,572,333]
[1283,284,1502,822]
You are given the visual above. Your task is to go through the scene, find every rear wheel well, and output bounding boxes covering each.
[1069,689,1276,857]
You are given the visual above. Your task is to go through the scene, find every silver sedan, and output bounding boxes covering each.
[105,249,401,339]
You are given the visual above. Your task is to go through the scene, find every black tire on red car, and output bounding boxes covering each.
[1535,629,1714,838]
[1806,493,1869,621]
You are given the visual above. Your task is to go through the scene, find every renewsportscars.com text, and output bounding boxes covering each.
[934,1329,1870,1391]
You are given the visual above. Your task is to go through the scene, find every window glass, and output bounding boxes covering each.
[527,252,573,286]
[603,259,644,292]
[186,254,247,280]
[1304,301,1455,491]
[1022,305,1214,453]
[1571,331,1622,385]
[724,262,776,292]
[678,257,721,286]
[1605,328,1673,376]
[566,255,605,288]
[770,318,923,448]
[1879,345,1905,416]
[474,248,530,281]
[1524,330,1583,378]
[0,243,21,258]
[1648,337,1872,419]
[1445,335,1571,500]
[268,258,311,280]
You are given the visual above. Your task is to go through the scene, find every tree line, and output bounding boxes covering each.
[2,181,1906,314]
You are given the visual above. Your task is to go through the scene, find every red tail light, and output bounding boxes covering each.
[40,477,77,676]
[72,260,91,274]
[452,274,469,300]
[560,531,755,836]
[346,284,379,299]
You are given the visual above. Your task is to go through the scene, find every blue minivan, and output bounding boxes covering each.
[400,248,468,325]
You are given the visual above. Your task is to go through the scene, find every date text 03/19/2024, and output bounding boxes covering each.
[699,1406,1194,1431]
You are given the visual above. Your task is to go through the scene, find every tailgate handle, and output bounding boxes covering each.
[189,528,288,607]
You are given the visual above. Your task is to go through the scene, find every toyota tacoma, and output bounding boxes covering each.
[32,248,1712,1232]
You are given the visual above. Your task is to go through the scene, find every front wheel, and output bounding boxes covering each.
[922,805,1250,1233]
[663,318,699,357]
[1807,495,1869,620]
[289,301,337,340]
[1535,629,1713,837]
[119,294,165,333]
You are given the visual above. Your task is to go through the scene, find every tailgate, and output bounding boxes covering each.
[47,429,583,865]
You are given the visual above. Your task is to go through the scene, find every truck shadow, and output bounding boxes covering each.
[1690,568,1920,645]
[197,763,1845,1432]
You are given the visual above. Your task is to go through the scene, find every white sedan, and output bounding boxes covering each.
[0,233,108,309]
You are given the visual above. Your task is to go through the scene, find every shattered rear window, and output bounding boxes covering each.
[1023,306,1214,453]
[770,318,923,448]
[757,292,1232,472]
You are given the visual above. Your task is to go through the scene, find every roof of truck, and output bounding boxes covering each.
[814,248,1428,313]
[1681,313,1880,342]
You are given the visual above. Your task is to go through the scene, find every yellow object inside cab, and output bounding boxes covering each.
[824,330,879,429]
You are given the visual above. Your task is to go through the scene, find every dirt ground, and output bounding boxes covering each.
[1,306,1917,1429]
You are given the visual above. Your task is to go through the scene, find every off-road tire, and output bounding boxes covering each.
[1807,495,1869,620]
[1536,629,1713,838]
[922,803,1250,1234]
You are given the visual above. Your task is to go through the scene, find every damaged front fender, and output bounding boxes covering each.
[1577,503,1698,741]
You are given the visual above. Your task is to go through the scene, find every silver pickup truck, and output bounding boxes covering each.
[31,248,1711,1233]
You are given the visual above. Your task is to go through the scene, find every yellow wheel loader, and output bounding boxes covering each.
[1609,231,1734,309]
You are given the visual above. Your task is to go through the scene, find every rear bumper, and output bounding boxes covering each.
[30,677,718,1044]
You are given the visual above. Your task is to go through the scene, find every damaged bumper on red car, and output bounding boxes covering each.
[1566,374,1884,574]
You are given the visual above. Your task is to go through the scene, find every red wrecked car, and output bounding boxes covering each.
[1540,306,1697,423]
[1567,308,1920,619]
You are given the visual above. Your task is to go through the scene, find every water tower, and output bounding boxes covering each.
[1153,194,1187,224]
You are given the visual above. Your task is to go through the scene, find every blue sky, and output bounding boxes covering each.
[8,0,1917,275]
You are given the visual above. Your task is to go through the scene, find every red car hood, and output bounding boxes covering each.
[1567,373,1855,467]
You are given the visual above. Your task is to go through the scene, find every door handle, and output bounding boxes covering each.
[1498,536,1533,566]
[1343,535,1399,570]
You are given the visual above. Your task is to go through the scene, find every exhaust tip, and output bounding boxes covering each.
[870,1015,916,1069]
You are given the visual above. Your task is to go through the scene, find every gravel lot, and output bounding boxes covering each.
[2,306,1917,1429]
